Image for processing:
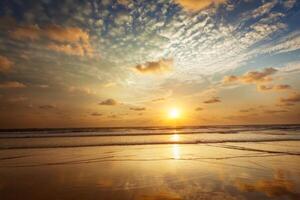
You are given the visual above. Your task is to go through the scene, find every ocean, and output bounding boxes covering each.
[1,125,300,199]
[1,125,300,149]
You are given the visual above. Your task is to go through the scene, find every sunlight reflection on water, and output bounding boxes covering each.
[172,144,180,160]
[171,134,180,142]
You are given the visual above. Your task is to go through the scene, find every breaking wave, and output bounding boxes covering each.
[0,124,299,149]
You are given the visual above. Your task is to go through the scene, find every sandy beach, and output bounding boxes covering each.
[1,126,300,200]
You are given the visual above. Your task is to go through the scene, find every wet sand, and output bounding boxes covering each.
[1,141,300,200]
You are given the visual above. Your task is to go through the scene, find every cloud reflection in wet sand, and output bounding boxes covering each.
[1,141,300,200]
[235,170,300,199]
[135,191,181,200]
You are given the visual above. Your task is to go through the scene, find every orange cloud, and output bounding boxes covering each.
[275,84,292,90]
[152,98,165,102]
[223,68,278,84]
[175,0,227,11]
[195,107,203,111]
[280,92,300,103]
[48,43,93,57]
[0,81,26,89]
[257,84,291,92]
[117,0,130,6]
[9,24,93,57]
[7,96,28,103]
[0,55,13,72]
[10,25,40,40]
[264,109,288,114]
[91,112,103,117]
[44,25,93,56]
[241,67,277,83]
[203,96,221,104]
[39,104,56,109]
[239,108,256,113]
[43,24,89,43]
[130,107,146,111]
[10,24,89,43]
[48,43,85,57]
[223,75,238,83]
[99,98,118,106]
[135,58,173,74]
[69,86,96,95]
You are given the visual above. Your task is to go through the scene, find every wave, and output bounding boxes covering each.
[1,125,299,150]
[1,138,300,150]
[0,130,259,138]
[0,125,299,139]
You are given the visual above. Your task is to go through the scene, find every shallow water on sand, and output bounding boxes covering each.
[0,125,300,199]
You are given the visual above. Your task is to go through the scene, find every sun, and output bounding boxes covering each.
[168,108,181,119]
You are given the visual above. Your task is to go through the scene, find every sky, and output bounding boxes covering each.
[0,0,299,128]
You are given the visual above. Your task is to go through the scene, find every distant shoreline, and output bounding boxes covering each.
[1,123,300,132]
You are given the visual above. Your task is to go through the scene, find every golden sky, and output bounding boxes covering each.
[0,0,299,128]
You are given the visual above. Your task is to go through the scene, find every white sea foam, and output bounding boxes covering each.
[0,125,299,149]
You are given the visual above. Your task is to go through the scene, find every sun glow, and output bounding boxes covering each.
[168,108,181,119]
[171,134,180,142]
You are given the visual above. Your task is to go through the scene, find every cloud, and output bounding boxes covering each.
[262,32,300,55]
[240,22,287,47]
[174,0,227,11]
[99,98,118,106]
[39,104,56,109]
[10,24,89,43]
[278,61,300,74]
[114,12,132,26]
[91,112,103,116]
[239,108,256,113]
[223,68,293,94]
[45,26,94,57]
[102,82,117,88]
[135,58,173,74]
[129,107,146,111]
[152,98,165,102]
[276,102,295,107]
[223,68,278,84]
[223,75,239,83]
[195,107,203,111]
[274,84,292,90]
[7,96,28,103]
[10,25,40,40]
[257,84,291,92]
[283,0,296,9]
[264,109,288,114]
[203,97,221,104]
[48,43,90,57]
[117,0,130,6]
[240,68,277,83]
[0,81,26,89]
[0,55,13,72]
[69,86,96,95]
[43,24,90,43]
[37,84,49,89]
[279,92,300,103]
[108,114,117,118]
[251,1,277,19]
[10,24,93,57]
